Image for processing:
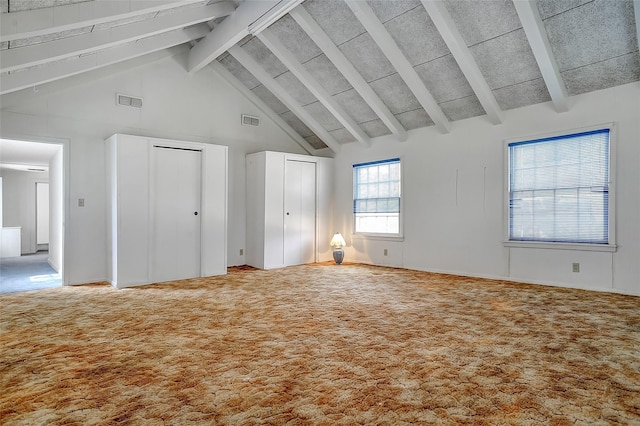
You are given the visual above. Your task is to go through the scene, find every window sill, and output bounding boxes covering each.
[352,233,404,242]
[503,241,617,252]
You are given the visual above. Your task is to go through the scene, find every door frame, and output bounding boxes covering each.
[283,158,317,266]
[0,134,69,285]
[283,153,326,266]
[148,144,203,282]
[147,138,211,280]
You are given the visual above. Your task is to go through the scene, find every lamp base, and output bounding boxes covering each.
[333,248,344,265]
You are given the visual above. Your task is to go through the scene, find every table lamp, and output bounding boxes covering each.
[330,232,346,265]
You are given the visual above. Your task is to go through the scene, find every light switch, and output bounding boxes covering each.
[78,198,85,207]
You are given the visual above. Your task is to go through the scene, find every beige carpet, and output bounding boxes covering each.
[1,263,639,424]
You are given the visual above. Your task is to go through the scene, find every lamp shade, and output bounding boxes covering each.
[330,232,346,248]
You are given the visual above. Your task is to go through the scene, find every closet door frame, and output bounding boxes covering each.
[146,138,227,281]
[282,153,324,267]
[149,145,203,283]
[283,158,317,267]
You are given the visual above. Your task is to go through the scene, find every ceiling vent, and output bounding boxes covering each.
[241,114,260,127]
[117,93,143,108]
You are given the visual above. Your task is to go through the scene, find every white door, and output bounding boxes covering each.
[283,160,316,266]
[151,146,202,282]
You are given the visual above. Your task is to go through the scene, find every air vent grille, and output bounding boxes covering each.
[117,93,143,108]
[241,114,260,127]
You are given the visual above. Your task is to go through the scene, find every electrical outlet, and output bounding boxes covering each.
[384,248,388,256]
[572,262,580,273]
[240,249,244,256]
[78,198,85,207]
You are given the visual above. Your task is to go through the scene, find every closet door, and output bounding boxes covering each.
[283,160,316,266]
[151,146,202,282]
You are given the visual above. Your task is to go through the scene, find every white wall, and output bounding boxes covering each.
[36,182,49,245]
[0,168,50,254]
[0,47,307,285]
[333,82,640,295]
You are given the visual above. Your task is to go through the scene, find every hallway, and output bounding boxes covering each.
[0,252,61,293]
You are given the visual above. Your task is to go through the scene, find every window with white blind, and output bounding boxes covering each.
[353,158,401,235]
[507,128,613,246]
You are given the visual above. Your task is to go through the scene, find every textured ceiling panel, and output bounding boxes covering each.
[493,78,551,111]
[237,34,253,47]
[542,0,638,72]
[304,135,328,150]
[93,12,157,31]
[303,101,343,131]
[273,71,317,106]
[537,0,592,20]
[8,0,92,12]
[383,4,449,66]
[444,0,522,47]
[360,118,391,138]
[562,53,640,96]
[415,54,475,103]
[242,37,288,78]
[156,2,204,18]
[368,0,421,24]
[439,95,485,122]
[333,88,377,124]
[1,0,8,13]
[218,55,260,90]
[302,0,365,46]
[9,26,92,48]
[268,14,323,64]
[470,29,542,90]
[339,32,396,82]
[395,108,433,130]
[329,127,356,144]
[280,111,314,138]
[303,54,352,96]
[369,72,422,115]
[251,84,289,115]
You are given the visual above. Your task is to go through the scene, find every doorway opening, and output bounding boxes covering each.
[0,138,65,293]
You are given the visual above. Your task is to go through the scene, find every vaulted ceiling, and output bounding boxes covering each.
[2,0,639,155]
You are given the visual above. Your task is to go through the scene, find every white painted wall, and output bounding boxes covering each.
[0,47,307,285]
[49,147,63,272]
[36,182,49,245]
[0,168,49,254]
[333,82,640,295]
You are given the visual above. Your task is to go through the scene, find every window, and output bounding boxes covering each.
[353,158,401,235]
[508,128,611,245]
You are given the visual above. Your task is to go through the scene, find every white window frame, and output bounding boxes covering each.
[503,123,617,252]
[352,157,404,239]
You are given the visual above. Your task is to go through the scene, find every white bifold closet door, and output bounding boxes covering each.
[283,160,316,266]
[151,146,202,282]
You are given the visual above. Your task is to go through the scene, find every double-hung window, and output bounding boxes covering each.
[507,127,613,247]
[353,158,401,236]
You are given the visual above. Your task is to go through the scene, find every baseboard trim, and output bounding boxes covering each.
[368,262,640,297]
[48,258,60,273]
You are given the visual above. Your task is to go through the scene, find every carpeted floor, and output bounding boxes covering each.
[1,263,639,424]
[0,252,61,294]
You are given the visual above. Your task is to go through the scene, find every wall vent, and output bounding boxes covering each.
[117,93,143,108]
[241,114,260,127]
